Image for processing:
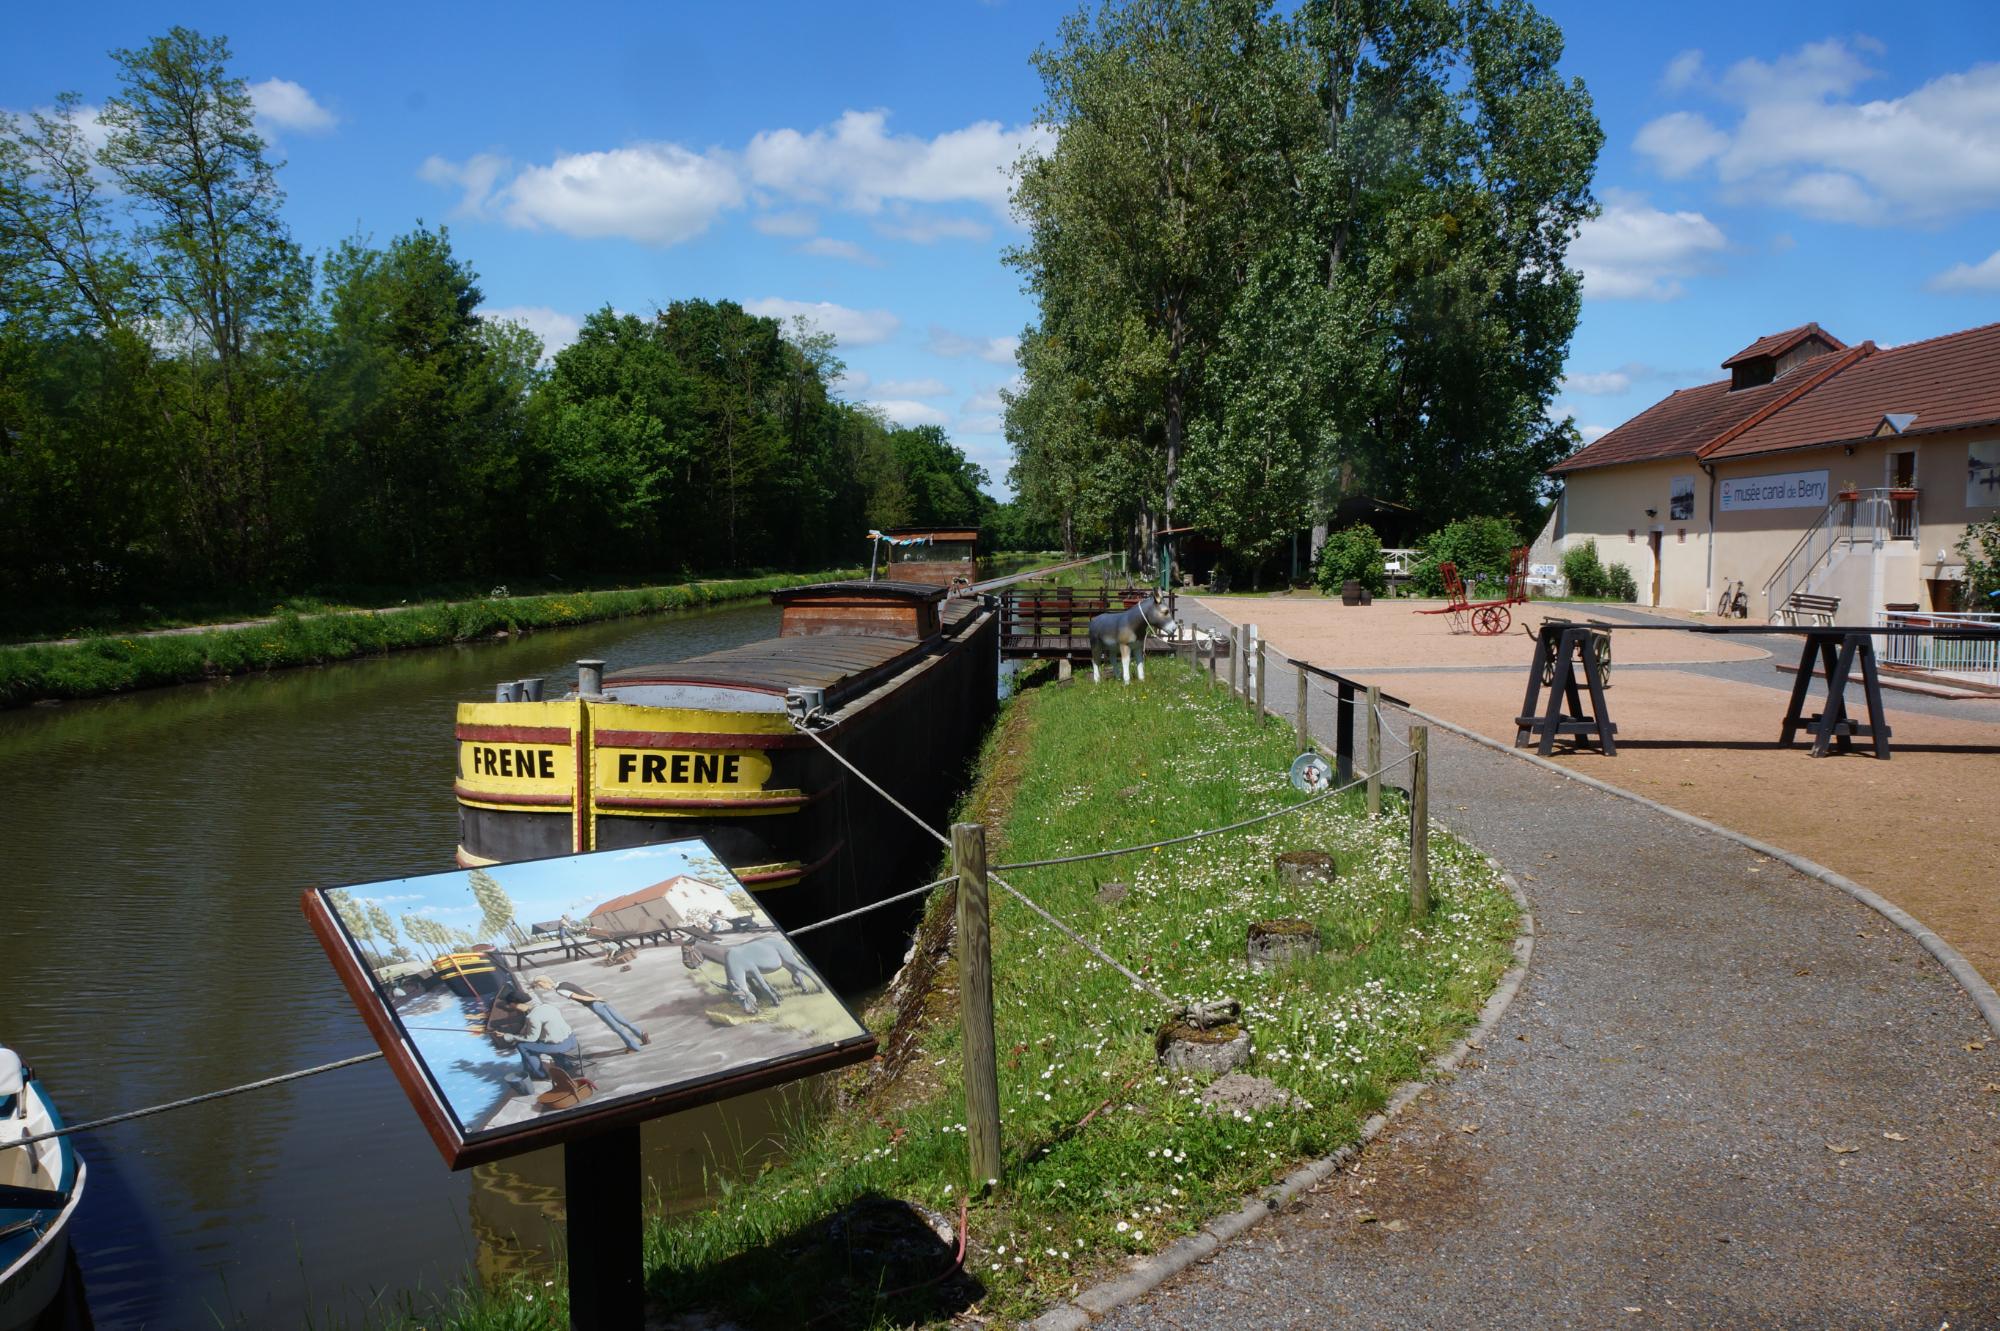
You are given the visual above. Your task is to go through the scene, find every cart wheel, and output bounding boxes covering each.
[1474,605,1510,636]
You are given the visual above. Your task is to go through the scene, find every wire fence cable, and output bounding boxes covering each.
[993,753,1411,872]
[5,1051,386,1149]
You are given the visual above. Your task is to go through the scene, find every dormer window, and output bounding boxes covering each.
[1721,323,1846,391]
[1731,359,1775,391]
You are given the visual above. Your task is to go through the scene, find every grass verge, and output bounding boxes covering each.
[0,569,861,709]
[402,660,1519,1329]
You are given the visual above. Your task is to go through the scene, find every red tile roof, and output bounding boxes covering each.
[1706,320,2000,459]
[1720,322,1846,368]
[1553,319,2000,474]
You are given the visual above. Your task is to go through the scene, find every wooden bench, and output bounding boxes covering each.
[1781,592,1840,626]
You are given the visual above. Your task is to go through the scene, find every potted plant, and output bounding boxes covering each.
[1837,480,1860,501]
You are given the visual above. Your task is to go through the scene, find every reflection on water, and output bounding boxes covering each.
[469,1075,832,1284]
[0,600,864,1328]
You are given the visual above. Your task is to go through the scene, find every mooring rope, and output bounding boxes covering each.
[7,867,972,1143]
[792,720,951,849]
[4,1051,386,1149]
[788,875,958,937]
[990,754,1409,872]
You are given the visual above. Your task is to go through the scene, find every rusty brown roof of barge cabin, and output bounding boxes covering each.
[1705,320,2000,459]
[768,579,946,604]
[881,526,978,539]
[1549,338,1869,474]
[603,597,981,697]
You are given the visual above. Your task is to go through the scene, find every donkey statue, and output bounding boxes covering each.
[679,930,820,1014]
[1088,594,1179,684]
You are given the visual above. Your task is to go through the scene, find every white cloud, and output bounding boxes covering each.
[957,413,1005,435]
[419,152,511,217]
[500,144,742,245]
[745,109,1050,219]
[1563,370,1632,396]
[962,390,1008,415]
[868,398,951,428]
[873,207,993,244]
[1718,37,1876,103]
[926,326,1019,364]
[1661,50,1705,92]
[249,78,336,134]
[875,377,950,398]
[1579,424,1613,443]
[1642,39,2000,225]
[479,304,582,359]
[1633,111,1727,179]
[1928,248,2000,293]
[753,210,818,236]
[1570,191,1727,300]
[743,298,900,346]
[834,368,870,395]
[797,236,881,266]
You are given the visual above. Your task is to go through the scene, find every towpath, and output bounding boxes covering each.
[1089,601,2000,1328]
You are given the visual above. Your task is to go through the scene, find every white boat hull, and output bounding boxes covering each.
[0,1159,83,1331]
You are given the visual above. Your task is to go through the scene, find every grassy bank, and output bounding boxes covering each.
[413,660,1519,1329]
[0,569,861,708]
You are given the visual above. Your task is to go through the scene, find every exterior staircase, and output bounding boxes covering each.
[1760,488,1915,624]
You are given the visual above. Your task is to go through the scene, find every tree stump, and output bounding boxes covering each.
[1274,850,1336,888]
[1155,1020,1251,1074]
[1247,918,1322,971]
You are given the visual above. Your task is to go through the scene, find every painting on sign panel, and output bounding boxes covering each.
[306,839,871,1166]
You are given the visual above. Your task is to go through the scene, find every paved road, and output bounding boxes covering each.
[1094,606,2000,1329]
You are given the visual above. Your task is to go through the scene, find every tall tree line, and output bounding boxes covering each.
[0,28,992,614]
[1005,0,1601,566]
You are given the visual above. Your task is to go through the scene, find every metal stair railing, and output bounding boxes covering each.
[1761,489,1896,620]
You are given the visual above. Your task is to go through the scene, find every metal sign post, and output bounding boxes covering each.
[565,1124,644,1329]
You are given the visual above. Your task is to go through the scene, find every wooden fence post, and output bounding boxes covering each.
[953,823,1002,1189]
[1294,664,1309,753]
[1255,637,1268,726]
[1229,627,1242,699]
[1335,678,1355,784]
[1409,727,1430,916]
[1365,684,1382,819]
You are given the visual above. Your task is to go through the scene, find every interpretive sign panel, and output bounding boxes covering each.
[304,839,874,1168]
[1970,442,2000,508]
[1670,475,1695,522]
[1717,469,1829,512]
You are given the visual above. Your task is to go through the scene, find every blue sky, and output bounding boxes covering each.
[7,2,1998,495]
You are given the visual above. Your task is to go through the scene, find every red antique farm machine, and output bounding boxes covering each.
[1413,546,1532,635]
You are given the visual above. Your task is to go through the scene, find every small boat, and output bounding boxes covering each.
[0,1046,85,1331]
[432,950,511,1001]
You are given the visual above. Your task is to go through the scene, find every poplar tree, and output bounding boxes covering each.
[100,26,314,585]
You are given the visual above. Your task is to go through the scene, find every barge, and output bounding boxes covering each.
[453,570,998,984]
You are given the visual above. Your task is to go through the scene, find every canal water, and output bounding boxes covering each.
[0,601,863,1328]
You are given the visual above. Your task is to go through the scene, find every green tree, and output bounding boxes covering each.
[1010,0,1282,539]
[1315,523,1386,595]
[100,26,316,587]
[315,224,535,581]
[468,867,523,944]
[1007,0,1600,569]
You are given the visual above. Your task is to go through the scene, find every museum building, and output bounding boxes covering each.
[1544,320,2000,622]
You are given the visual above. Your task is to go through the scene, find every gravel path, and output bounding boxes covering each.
[1088,607,2000,1329]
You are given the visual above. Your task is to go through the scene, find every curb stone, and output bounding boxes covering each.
[1026,871,1537,1331]
[1394,701,2000,1039]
